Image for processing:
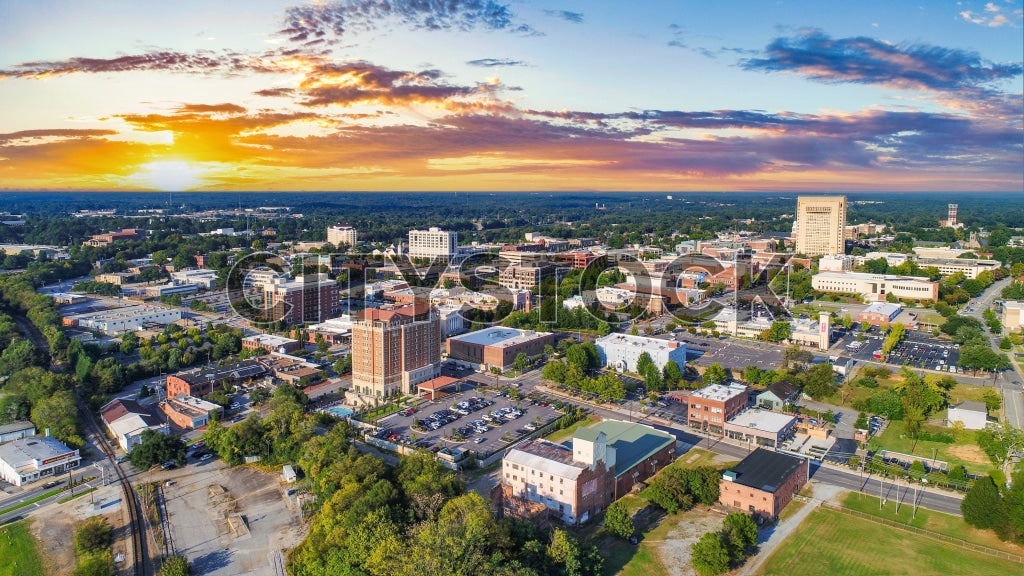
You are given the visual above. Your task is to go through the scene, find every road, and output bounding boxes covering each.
[962,276,1024,429]
[535,380,966,517]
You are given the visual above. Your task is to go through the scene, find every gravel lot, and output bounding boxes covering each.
[162,463,304,576]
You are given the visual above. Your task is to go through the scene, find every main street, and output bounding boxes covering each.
[962,276,1024,429]
[531,376,966,517]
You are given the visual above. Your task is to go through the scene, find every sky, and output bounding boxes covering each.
[0,0,1021,192]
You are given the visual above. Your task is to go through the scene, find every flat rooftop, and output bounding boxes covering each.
[506,439,586,479]
[726,409,796,433]
[726,448,805,493]
[812,271,932,283]
[0,436,76,467]
[691,383,747,403]
[596,333,682,352]
[451,327,551,348]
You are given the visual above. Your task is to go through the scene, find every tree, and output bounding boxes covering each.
[333,354,352,375]
[961,476,1006,530]
[603,500,634,539]
[74,517,112,556]
[159,555,193,576]
[982,389,1003,411]
[909,460,927,481]
[703,363,728,386]
[948,464,967,486]
[854,412,869,430]
[636,352,654,376]
[766,320,791,343]
[513,352,529,372]
[662,360,683,388]
[128,429,186,470]
[249,387,272,406]
[691,532,731,576]
[721,513,758,561]
[801,363,837,401]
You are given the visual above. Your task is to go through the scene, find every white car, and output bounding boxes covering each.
[200,453,214,461]
[473,437,485,444]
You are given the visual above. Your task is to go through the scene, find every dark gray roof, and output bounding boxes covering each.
[726,448,804,493]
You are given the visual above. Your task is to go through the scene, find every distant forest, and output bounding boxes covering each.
[0,191,1021,249]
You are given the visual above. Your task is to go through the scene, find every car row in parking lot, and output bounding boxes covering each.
[416,397,495,430]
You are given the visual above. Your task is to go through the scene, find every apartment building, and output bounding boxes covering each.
[408,227,457,260]
[350,303,442,398]
[264,273,339,324]
[327,225,357,248]
[794,196,846,256]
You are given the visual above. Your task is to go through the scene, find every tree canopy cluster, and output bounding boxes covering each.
[961,471,1024,545]
[288,424,603,576]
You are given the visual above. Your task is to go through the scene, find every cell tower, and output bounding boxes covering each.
[947,204,958,228]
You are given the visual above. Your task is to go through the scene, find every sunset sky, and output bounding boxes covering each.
[1,0,1021,192]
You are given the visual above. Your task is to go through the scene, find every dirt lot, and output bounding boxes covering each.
[646,508,727,576]
[161,463,305,576]
[30,484,127,576]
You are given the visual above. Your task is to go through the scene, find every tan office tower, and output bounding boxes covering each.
[350,303,441,399]
[795,196,847,256]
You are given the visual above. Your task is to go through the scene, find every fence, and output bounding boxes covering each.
[820,501,1022,564]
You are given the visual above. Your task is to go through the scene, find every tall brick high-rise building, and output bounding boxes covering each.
[350,303,441,398]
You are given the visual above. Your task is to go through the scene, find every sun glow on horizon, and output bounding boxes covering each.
[128,161,211,191]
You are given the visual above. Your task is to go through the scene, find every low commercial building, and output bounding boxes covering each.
[446,327,555,371]
[724,409,797,449]
[0,435,81,486]
[947,401,988,430]
[170,268,219,290]
[99,398,169,453]
[595,333,687,373]
[719,448,808,521]
[811,271,939,302]
[259,354,324,387]
[242,334,302,354]
[66,305,182,336]
[166,359,267,397]
[499,420,675,525]
[0,421,36,444]
[306,315,355,346]
[755,380,800,411]
[859,302,902,326]
[687,382,749,435]
[161,395,222,430]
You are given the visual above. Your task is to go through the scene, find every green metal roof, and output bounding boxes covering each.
[573,420,675,478]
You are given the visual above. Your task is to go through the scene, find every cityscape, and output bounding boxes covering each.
[1,2,1023,576]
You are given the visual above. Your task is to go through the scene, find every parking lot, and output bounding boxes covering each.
[838,329,962,373]
[372,384,564,457]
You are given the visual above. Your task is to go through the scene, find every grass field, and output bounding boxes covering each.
[841,492,1023,556]
[867,419,996,476]
[757,507,1021,576]
[0,520,45,576]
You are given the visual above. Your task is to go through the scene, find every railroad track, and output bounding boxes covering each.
[79,405,149,576]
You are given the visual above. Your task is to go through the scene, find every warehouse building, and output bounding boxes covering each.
[0,435,81,486]
[446,327,555,371]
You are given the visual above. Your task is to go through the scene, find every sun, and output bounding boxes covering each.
[131,161,209,191]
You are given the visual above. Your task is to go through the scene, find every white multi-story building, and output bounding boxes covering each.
[794,196,846,256]
[818,254,854,272]
[0,435,81,486]
[914,258,1000,280]
[408,227,457,260]
[595,333,686,373]
[811,271,939,302]
[327,225,357,248]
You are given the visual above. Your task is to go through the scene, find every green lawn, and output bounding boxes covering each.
[545,415,599,443]
[0,520,45,576]
[841,492,1022,555]
[757,507,1021,576]
[867,420,996,476]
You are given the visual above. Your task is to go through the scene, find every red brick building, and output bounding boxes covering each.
[165,360,266,398]
[719,448,808,521]
[263,273,339,325]
[446,327,554,370]
[499,420,675,525]
[687,383,749,435]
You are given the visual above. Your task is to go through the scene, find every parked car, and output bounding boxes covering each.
[474,437,485,444]
[200,453,213,462]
